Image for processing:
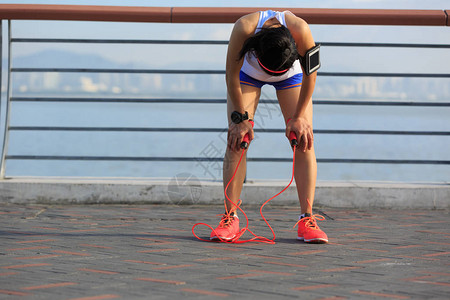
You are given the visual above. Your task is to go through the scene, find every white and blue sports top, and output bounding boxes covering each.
[241,10,302,83]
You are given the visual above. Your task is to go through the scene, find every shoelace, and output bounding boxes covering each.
[292,214,325,230]
[292,195,325,230]
[217,214,235,228]
[192,142,297,244]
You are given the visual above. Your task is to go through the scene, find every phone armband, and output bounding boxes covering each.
[299,44,321,76]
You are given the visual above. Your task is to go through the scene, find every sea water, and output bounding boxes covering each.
[2,96,449,183]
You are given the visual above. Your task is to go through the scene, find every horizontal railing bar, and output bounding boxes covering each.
[314,130,450,136]
[10,97,228,104]
[5,155,450,165]
[320,42,450,48]
[11,38,229,45]
[0,5,447,26]
[256,158,450,164]
[313,100,450,107]
[8,126,450,136]
[11,68,226,74]
[320,72,450,78]
[9,126,226,133]
[11,68,450,78]
[10,97,450,107]
[11,38,450,49]
[317,159,450,165]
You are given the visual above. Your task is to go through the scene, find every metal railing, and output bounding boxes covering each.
[0,5,449,179]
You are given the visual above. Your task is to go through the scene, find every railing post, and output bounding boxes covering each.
[0,20,11,178]
[0,20,2,145]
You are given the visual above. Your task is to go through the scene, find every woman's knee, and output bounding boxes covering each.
[294,147,316,162]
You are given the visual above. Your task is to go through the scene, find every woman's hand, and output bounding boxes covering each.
[286,117,313,152]
[228,121,254,152]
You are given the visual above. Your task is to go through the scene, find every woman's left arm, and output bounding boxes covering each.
[285,14,318,151]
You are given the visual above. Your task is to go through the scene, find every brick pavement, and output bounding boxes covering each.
[0,204,449,299]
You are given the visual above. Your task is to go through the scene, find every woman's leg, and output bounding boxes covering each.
[276,87,317,214]
[223,84,261,212]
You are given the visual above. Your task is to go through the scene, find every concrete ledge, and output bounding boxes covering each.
[1,178,449,208]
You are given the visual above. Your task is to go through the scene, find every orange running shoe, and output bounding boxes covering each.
[295,213,328,244]
[210,213,240,241]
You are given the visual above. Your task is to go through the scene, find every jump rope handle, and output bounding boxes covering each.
[241,134,250,149]
[286,118,298,148]
[240,120,255,149]
[289,131,298,148]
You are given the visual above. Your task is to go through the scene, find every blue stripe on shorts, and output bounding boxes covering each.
[239,71,303,90]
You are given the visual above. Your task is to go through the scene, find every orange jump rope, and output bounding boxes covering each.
[192,122,298,244]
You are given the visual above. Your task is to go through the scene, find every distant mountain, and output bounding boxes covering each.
[13,49,134,69]
[13,49,224,70]
[10,49,226,97]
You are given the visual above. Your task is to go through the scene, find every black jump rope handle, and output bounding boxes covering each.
[240,132,298,149]
[289,131,298,147]
[240,134,250,149]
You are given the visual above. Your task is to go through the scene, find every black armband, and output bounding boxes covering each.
[299,44,321,76]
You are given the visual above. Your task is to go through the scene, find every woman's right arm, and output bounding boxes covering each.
[225,13,258,151]
[225,13,257,112]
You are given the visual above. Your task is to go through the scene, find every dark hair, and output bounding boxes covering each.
[238,26,298,76]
